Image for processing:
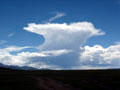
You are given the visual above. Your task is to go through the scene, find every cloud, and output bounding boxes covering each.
[48,12,65,22]
[1,20,120,70]
[2,46,31,52]
[71,65,113,70]
[22,21,106,69]
[0,22,105,69]
[0,46,30,65]
[80,43,120,67]
[41,49,72,56]
[0,40,7,45]
[8,33,14,37]
[0,46,71,69]
[24,22,104,50]
[1,43,119,70]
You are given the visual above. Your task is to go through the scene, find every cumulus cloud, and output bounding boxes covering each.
[0,46,72,69]
[1,20,120,70]
[24,22,104,50]
[0,21,106,69]
[1,43,119,70]
[80,44,120,67]
[0,46,30,65]
[22,21,106,69]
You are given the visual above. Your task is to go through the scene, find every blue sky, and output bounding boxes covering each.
[0,0,120,69]
[0,0,120,47]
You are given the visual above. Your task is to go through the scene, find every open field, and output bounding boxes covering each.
[0,68,120,90]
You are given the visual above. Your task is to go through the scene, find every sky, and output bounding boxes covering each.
[0,0,120,69]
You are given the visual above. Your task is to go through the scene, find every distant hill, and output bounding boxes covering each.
[0,63,37,70]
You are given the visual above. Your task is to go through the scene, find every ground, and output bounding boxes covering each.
[0,68,120,90]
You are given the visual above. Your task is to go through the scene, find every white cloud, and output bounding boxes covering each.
[0,40,7,45]
[48,12,65,22]
[15,49,71,58]
[71,65,112,70]
[0,46,71,69]
[22,21,106,69]
[24,22,104,50]
[0,46,30,66]
[1,21,120,70]
[2,46,31,52]
[41,49,72,56]
[80,44,120,66]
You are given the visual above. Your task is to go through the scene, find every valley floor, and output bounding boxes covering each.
[0,68,120,90]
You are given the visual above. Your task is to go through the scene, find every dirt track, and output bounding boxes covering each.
[35,77,74,90]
